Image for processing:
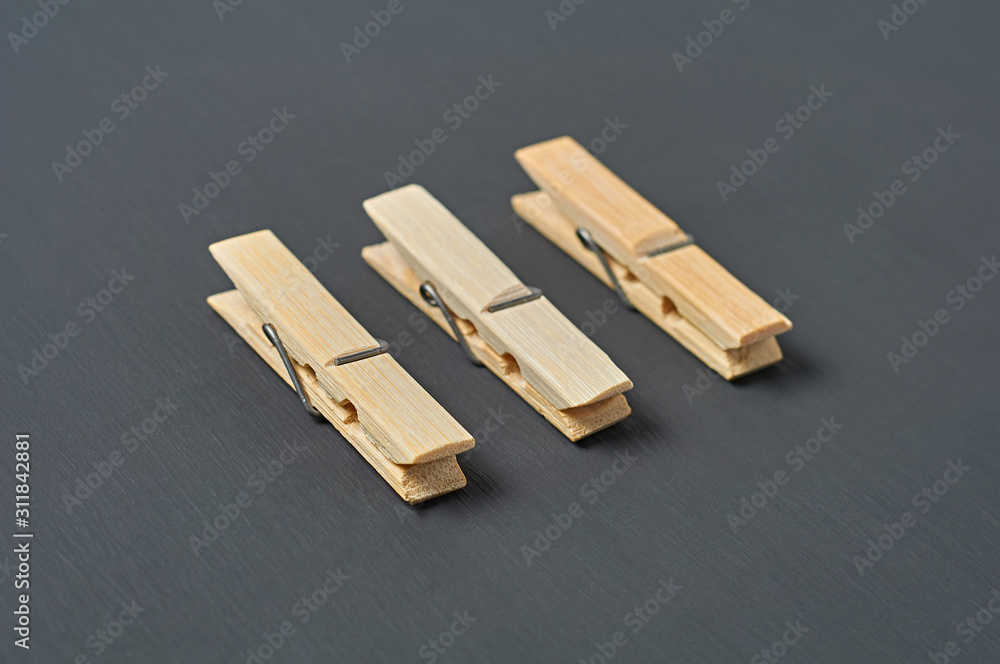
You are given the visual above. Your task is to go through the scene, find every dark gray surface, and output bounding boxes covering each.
[2,1,999,662]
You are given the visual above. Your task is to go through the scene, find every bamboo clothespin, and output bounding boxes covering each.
[206,230,474,504]
[361,184,633,441]
[512,136,792,379]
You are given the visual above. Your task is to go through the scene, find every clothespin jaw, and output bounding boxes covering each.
[512,137,792,379]
[207,230,474,504]
[361,184,633,441]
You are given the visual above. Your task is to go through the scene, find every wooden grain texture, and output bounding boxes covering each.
[514,137,792,349]
[362,242,632,440]
[512,191,783,378]
[641,247,790,348]
[515,136,689,256]
[210,230,474,464]
[9,3,1000,662]
[207,290,467,503]
[363,184,632,411]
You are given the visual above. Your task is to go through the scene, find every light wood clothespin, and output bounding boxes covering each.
[207,230,474,504]
[361,184,633,441]
[512,136,792,379]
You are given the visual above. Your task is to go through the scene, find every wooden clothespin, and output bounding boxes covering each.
[206,230,474,504]
[361,184,633,441]
[512,136,792,379]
